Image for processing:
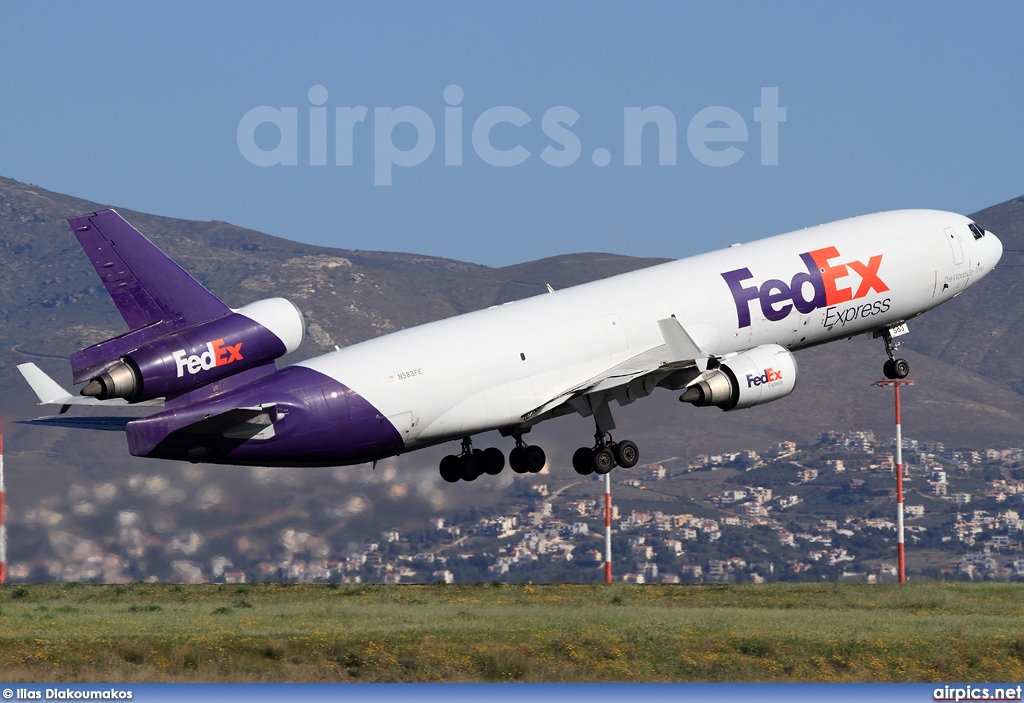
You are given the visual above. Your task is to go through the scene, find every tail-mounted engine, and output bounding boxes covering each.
[680,344,797,411]
[82,298,304,402]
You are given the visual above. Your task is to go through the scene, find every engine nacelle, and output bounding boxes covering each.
[680,344,798,411]
[82,298,304,402]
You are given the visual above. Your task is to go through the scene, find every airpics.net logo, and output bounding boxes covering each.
[237,85,786,185]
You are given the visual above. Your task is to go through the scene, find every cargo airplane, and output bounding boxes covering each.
[18,209,1002,482]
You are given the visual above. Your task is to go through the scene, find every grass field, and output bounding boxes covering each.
[1,582,1023,682]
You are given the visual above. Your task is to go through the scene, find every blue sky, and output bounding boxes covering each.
[1,2,1022,266]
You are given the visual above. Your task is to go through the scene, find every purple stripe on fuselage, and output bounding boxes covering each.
[125,366,403,467]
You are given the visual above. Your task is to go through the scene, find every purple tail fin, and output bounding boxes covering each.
[68,210,231,383]
[69,210,229,329]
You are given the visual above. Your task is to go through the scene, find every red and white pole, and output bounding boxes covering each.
[893,383,906,585]
[604,472,612,584]
[0,433,7,584]
[874,379,913,584]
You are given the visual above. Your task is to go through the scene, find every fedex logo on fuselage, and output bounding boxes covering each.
[173,339,243,377]
[721,246,889,328]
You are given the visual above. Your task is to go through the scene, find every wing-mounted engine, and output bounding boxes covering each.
[81,297,304,402]
[680,343,797,411]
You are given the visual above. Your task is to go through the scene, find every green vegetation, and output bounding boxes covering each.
[2,582,1024,682]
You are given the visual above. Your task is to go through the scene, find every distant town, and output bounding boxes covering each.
[7,429,1024,585]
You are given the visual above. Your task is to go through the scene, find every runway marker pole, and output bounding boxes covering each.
[874,379,914,584]
[604,472,612,584]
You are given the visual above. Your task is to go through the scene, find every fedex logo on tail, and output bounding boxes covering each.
[747,368,782,387]
[722,246,889,328]
[173,339,243,377]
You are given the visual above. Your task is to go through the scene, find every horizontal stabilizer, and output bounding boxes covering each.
[19,415,133,431]
[17,363,162,408]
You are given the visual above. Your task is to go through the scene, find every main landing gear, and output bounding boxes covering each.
[439,437,505,483]
[509,436,547,475]
[571,396,640,476]
[880,328,910,380]
[438,435,545,483]
[572,433,640,476]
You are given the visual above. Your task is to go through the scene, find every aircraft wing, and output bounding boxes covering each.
[522,318,713,422]
[17,363,163,409]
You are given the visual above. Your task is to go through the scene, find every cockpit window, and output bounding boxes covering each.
[968,223,985,240]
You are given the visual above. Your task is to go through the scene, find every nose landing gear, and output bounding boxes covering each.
[880,327,910,379]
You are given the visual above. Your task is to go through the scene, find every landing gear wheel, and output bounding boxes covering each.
[439,455,461,483]
[509,446,529,474]
[572,447,595,475]
[883,359,896,379]
[481,447,505,475]
[613,440,639,469]
[880,327,909,380]
[883,358,910,379]
[458,453,482,481]
[593,447,615,475]
[524,445,546,473]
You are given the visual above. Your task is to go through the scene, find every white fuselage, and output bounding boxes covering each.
[297,210,1001,449]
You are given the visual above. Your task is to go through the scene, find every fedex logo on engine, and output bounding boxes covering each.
[721,246,890,328]
[173,339,243,377]
[747,368,782,387]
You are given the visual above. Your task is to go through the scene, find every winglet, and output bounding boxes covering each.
[657,318,712,371]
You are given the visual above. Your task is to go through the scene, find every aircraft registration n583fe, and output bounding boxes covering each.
[18,209,1002,482]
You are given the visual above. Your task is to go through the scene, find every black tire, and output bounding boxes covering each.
[439,455,461,483]
[509,446,529,474]
[614,440,639,469]
[593,448,615,474]
[893,358,910,379]
[482,447,505,475]
[882,359,895,379]
[458,453,482,481]
[525,445,546,473]
[572,447,595,475]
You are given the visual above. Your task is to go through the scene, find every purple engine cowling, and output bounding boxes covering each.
[81,308,296,403]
